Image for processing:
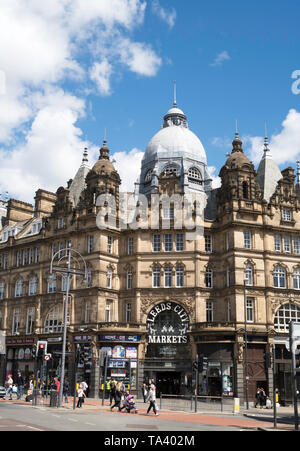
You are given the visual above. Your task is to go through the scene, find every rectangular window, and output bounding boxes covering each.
[164,266,172,288]
[15,280,23,297]
[274,235,281,252]
[0,282,4,300]
[26,307,35,335]
[126,270,133,290]
[176,233,184,251]
[125,303,132,323]
[48,275,56,293]
[51,243,57,258]
[107,269,112,289]
[176,266,184,287]
[84,301,91,324]
[205,235,212,253]
[206,301,213,323]
[29,248,34,264]
[244,231,251,249]
[226,267,231,287]
[164,234,173,252]
[153,266,161,288]
[58,217,64,229]
[16,251,22,267]
[163,207,174,220]
[88,235,94,254]
[153,234,161,252]
[294,237,300,255]
[284,236,291,253]
[225,233,230,251]
[3,255,8,270]
[127,237,134,255]
[12,309,20,335]
[35,247,40,264]
[246,298,254,323]
[107,236,113,254]
[227,301,231,322]
[283,209,292,221]
[105,302,111,323]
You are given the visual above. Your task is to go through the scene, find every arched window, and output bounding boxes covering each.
[293,269,300,290]
[44,305,63,334]
[29,276,38,296]
[107,268,112,289]
[15,279,23,297]
[188,167,202,185]
[161,165,178,177]
[245,264,254,286]
[126,269,133,290]
[274,303,300,333]
[242,181,249,199]
[205,268,213,288]
[273,266,286,288]
[144,169,153,183]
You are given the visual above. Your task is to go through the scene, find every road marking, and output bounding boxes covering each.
[85,422,96,426]
[27,426,44,431]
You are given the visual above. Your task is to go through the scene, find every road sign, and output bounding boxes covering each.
[44,354,51,361]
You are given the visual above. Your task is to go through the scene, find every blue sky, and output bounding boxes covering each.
[0,0,300,201]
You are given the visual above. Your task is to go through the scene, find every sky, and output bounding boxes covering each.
[1,0,300,202]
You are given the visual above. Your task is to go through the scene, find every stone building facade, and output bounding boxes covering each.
[0,101,300,404]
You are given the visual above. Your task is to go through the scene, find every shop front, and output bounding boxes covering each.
[5,338,35,386]
[143,301,193,396]
[99,335,140,393]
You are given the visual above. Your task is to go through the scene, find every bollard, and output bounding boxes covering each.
[233,397,240,414]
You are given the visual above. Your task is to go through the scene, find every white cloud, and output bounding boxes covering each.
[210,50,231,67]
[90,60,113,96]
[112,147,144,192]
[245,109,300,167]
[0,0,163,200]
[207,166,221,189]
[151,0,177,29]
[118,38,162,77]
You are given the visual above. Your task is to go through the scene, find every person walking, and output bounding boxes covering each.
[109,379,116,406]
[17,371,24,400]
[77,385,85,408]
[5,375,13,400]
[81,380,88,397]
[63,378,69,403]
[110,382,122,412]
[141,383,148,403]
[146,384,159,416]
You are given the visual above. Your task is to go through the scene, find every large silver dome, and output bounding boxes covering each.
[144,123,207,165]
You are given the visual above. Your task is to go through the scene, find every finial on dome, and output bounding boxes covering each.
[99,137,110,160]
[173,80,177,107]
[232,121,243,153]
[81,147,89,166]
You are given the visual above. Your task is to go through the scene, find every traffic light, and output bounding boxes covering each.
[36,341,47,360]
[198,355,208,372]
[192,360,198,371]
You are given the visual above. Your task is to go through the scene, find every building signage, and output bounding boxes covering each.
[99,335,141,342]
[146,302,190,344]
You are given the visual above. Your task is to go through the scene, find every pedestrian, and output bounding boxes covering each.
[110,382,122,412]
[77,385,85,408]
[17,371,24,400]
[255,388,261,408]
[5,375,13,400]
[259,388,266,407]
[109,379,116,406]
[63,378,69,403]
[146,384,159,416]
[141,383,148,403]
[54,377,60,397]
[81,380,88,397]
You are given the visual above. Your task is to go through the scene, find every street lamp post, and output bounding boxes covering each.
[49,246,87,408]
[244,278,249,410]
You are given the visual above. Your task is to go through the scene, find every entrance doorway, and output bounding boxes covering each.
[156,372,181,396]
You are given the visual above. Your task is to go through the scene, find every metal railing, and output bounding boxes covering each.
[158,394,234,413]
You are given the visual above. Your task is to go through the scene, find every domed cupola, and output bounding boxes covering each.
[136,88,212,197]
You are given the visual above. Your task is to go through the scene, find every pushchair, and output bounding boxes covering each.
[122,393,138,414]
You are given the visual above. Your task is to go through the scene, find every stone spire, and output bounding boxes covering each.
[99,139,110,160]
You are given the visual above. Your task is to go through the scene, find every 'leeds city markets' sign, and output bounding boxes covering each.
[146,302,190,344]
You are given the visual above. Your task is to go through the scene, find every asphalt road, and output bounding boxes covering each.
[0,402,248,432]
